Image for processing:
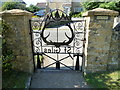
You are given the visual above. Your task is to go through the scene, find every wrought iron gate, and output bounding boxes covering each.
[30,9,86,71]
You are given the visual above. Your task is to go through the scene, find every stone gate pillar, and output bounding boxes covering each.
[83,8,119,72]
[1,9,34,73]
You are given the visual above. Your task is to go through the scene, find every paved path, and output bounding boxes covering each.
[30,70,89,88]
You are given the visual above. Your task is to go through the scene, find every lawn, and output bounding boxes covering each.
[2,70,30,88]
[85,70,120,89]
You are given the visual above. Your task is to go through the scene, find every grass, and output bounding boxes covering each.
[85,70,120,89]
[2,70,30,88]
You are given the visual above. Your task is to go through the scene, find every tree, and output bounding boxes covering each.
[99,2,120,13]
[26,4,40,13]
[2,2,26,11]
[83,1,120,14]
[83,2,103,11]
[115,1,120,13]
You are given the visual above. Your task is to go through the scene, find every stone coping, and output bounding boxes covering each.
[0,9,34,16]
[82,8,119,17]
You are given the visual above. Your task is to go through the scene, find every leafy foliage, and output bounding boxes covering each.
[83,1,120,14]
[99,2,120,13]
[26,4,40,13]
[70,12,83,18]
[2,2,26,11]
[2,2,40,13]
[83,2,103,11]
[2,21,15,73]
[2,19,30,89]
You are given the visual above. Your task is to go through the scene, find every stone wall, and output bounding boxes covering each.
[0,16,2,90]
[0,9,34,73]
[83,8,119,73]
[108,23,120,70]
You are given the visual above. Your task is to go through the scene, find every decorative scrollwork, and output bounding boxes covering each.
[32,32,42,53]
[74,21,85,31]
[35,33,40,37]
[75,48,81,53]
[30,9,86,54]
[34,46,41,52]
[31,21,41,30]
[73,21,85,53]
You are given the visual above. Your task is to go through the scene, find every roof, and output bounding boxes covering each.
[12,0,26,4]
[62,3,71,7]
[36,3,47,8]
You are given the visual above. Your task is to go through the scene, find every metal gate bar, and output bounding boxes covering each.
[30,9,86,71]
[42,53,74,70]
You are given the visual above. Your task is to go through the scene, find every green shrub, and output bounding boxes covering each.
[26,4,40,13]
[2,21,15,73]
[2,2,26,11]
[1,21,30,88]
[83,1,120,14]
[70,12,83,18]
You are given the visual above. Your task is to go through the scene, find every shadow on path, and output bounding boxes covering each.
[30,70,89,88]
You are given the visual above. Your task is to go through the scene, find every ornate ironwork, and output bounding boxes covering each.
[41,9,74,47]
[30,9,86,71]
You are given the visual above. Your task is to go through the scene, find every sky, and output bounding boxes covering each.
[24,0,47,6]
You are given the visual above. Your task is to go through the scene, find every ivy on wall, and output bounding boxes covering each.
[2,21,15,73]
